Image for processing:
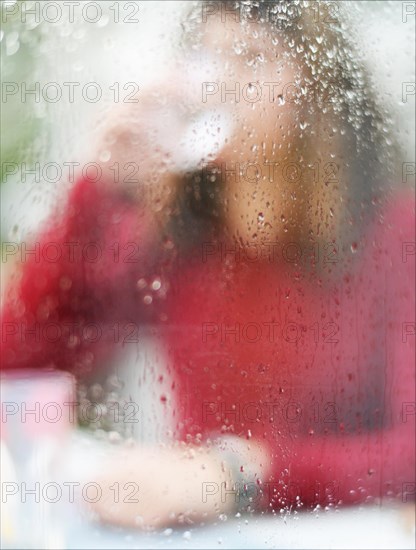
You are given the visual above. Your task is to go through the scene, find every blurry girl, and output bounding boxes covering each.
[1,0,414,529]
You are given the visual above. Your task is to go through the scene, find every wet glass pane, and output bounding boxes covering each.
[1,1,415,548]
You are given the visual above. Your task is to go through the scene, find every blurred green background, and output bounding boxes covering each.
[1,0,43,182]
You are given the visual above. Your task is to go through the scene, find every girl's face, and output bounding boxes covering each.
[197,15,298,243]
[97,9,338,246]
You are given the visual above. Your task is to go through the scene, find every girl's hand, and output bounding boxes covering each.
[92,79,194,216]
[89,440,268,530]
[89,444,234,530]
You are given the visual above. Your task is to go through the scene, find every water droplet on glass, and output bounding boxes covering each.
[99,149,111,162]
[151,278,162,291]
[277,94,285,106]
[137,278,147,290]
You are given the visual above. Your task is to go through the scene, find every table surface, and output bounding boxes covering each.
[2,431,415,550]
[57,503,416,549]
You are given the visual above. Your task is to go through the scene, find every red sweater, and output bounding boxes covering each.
[1,176,415,509]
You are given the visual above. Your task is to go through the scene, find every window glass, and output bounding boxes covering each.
[1,1,414,548]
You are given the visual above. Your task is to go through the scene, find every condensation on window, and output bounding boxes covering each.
[1,1,414,547]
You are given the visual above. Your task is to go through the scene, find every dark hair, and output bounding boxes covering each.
[169,0,398,256]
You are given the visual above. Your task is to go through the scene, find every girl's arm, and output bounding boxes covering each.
[1,87,185,375]
[89,439,267,529]
[0,175,158,374]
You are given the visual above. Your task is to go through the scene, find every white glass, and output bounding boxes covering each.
[1,369,75,549]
